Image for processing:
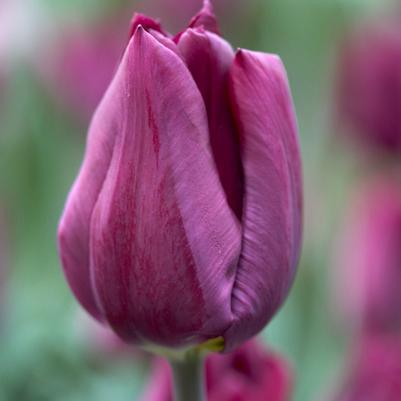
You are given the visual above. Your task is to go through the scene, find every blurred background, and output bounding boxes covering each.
[1,0,401,400]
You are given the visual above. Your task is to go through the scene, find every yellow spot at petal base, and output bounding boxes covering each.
[142,337,225,361]
[194,336,225,354]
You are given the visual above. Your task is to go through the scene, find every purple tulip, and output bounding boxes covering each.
[58,1,302,351]
[141,340,293,401]
[334,177,401,334]
[330,334,401,401]
[337,19,401,153]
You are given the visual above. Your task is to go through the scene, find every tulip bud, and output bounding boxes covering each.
[140,340,293,401]
[58,1,302,352]
[330,334,401,401]
[333,177,401,334]
[337,19,401,154]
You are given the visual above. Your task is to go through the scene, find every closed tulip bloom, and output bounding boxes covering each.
[141,340,293,401]
[334,178,401,334]
[337,19,401,153]
[58,0,302,352]
[331,334,401,401]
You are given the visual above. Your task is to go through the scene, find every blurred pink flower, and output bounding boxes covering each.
[337,19,401,154]
[43,1,252,122]
[333,177,401,334]
[141,340,293,401]
[43,13,130,119]
[331,334,401,401]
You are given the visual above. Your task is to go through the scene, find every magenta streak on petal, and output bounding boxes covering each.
[89,27,241,346]
[177,28,243,220]
[224,50,302,351]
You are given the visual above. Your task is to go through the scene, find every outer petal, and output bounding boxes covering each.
[57,17,179,323]
[90,27,241,347]
[177,28,243,219]
[57,40,130,319]
[224,50,302,350]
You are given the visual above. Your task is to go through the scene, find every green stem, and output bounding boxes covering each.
[169,354,205,401]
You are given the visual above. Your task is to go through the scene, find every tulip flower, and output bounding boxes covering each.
[333,177,401,334]
[141,340,293,401]
[58,0,301,358]
[336,19,401,154]
[330,334,401,401]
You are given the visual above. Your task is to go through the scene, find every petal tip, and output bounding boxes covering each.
[129,13,164,36]
[129,23,152,47]
[189,0,220,34]
[234,49,286,80]
[202,0,213,12]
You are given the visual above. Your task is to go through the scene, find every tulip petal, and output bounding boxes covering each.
[129,13,166,38]
[178,28,243,219]
[128,13,181,55]
[57,42,131,319]
[58,19,181,323]
[90,27,241,346]
[224,50,302,350]
[188,0,219,35]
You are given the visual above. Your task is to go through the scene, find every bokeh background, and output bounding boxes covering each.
[1,0,400,400]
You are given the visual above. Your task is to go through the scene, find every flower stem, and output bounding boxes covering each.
[169,354,205,401]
